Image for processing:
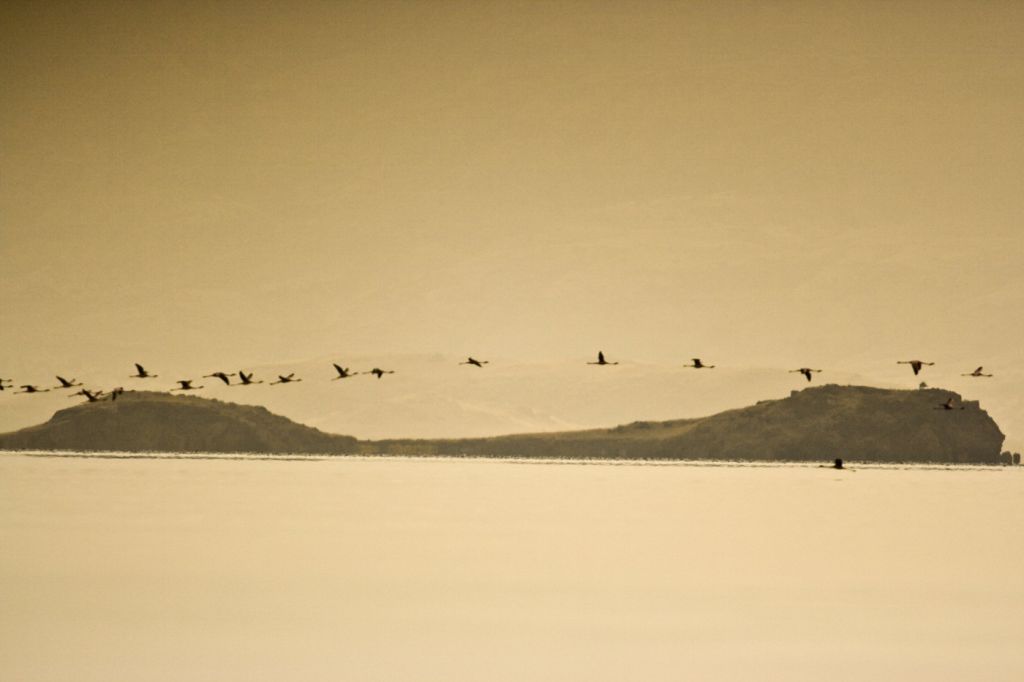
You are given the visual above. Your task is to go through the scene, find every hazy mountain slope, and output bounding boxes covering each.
[0,391,359,454]
[369,386,1006,463]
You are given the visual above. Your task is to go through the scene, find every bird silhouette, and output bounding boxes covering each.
[172,380,203,391]
[270,373,302,385]
[460,357,489,368]
[0,378,12,391]
[109,387,125,401]
[366,368,394,379]
[235,371,263,385]
[938,397,965,411]
[17,385,50,394]
[131,363,158,378]
[790,368,822,382]
[898,360,934,375]
[587,351,618,366]
[203,372,236,385]
[684,358,715,369]
[961,366,993,377]
[54,376,82,389]
[332,364,356,379]
[71,388,103,402]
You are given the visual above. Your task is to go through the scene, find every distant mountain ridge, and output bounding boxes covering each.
[0,391,358,454]
[371,385,1007,463]
[0,386,1007,463]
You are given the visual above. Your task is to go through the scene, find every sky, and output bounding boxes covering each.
[2,1,1022,444]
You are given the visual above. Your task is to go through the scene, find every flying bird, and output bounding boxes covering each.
[460,357,489,368]
[173,380,203,391]
[270,373,302,385]
[236,371,263,385]
[366,368,394,379]
[587,351,618,366]
[54,376,82,389]
[790,368,822,382]
[0,378,13,391]
[109,387,125,401]
[332,364,357,379]
[684,358,715,369]
[131,363,158,378]
[961,367,993,377]
[71,388,103,402]
[17,385,50,394]
[898,360,934,375]
[203,372,236,385]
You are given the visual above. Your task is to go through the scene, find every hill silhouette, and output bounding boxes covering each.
[368,385,1006,463]
[0,391,358,454]
[0,385,1006,463]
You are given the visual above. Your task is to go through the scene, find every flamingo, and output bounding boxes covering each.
[236,371,263,385]
[270,374,302,385]
[961,367,993,377]
[587,351,618,366]
[54,376,82,389]
[203,372,236,385]
[71,388,103,402]
[172,380,203,391]
[684,358,715,369]
[790,368,822,382]
[460,357,489,368]
[16,385,49,394]
[366,368,394,379]
[131,363,158,378]
[332,364,356,379]
[898,360,934,376]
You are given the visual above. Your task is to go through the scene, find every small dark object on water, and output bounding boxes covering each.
[833,458,844,469]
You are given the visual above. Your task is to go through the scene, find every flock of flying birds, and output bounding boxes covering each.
[0,353,996,408]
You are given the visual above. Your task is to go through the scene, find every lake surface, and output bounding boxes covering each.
[1,453,1022,681]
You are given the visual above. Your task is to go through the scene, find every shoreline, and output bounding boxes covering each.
[2,449,1017,470]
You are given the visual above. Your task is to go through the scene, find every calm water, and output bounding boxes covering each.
[1,453,1022,681]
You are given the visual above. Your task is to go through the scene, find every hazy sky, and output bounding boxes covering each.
[3,1,1022,381]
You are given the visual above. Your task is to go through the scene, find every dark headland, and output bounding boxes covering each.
[0,392,358,455]
[0,385,1008,463]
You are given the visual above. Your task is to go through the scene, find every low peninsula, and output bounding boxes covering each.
[0,385,1007,464]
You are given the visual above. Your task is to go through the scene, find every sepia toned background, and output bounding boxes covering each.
[2,1,1022,447]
